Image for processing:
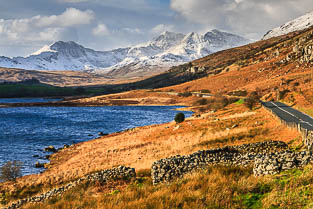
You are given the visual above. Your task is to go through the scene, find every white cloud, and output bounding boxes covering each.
[170,0,313,39]
[92,23,110,36]
[36,8,94,27]
[0,8,94,53]
[150,24,175,34]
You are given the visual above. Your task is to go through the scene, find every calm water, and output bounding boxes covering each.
[0,99,192,175]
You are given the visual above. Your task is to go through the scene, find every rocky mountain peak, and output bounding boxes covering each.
[204,29,248,45]
[152,31,185,49]
[49,41,90,58]
[50,41,85,52]
[182,32,203,44]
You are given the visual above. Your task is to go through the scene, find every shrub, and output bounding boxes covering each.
[200,89,211,93]
[209,95,229,111]
[228,97,240,104]
[227,90,247,97]
[278,89,290,100]
[0,161,23,182]
[174,113,185,123]
[178,92,192,97]
[194,98,208,106]
[245,91,261,110]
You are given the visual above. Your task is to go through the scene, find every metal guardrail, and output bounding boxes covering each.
[261,101,313,150]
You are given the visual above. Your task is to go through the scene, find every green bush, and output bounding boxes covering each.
[174,112,185,123]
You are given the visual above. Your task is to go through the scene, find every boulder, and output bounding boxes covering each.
[44,145,57,153]
[35,162,45,168]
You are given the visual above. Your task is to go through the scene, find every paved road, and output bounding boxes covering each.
[262,101,313,131]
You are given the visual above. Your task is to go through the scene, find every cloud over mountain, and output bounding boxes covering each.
[0,8,94,55]
[170,0,313,40]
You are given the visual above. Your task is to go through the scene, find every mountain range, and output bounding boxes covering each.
[0,30,249,78]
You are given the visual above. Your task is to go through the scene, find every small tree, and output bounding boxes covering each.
[174,112,185,123]
[245,91,261,110]
[0,161,23,182]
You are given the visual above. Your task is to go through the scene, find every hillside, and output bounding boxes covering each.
[156,26,313,107]
[0,67,154,87]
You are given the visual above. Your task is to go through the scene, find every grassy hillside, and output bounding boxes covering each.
[20,165,313,209]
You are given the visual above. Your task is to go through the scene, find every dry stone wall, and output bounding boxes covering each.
[151,141,295,184]
[3,166,135,209]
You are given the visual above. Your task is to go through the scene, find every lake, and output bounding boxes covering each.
[0,99,192,175]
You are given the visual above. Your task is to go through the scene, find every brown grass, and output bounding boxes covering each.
[22,164,313,209]
[23,166,259,209]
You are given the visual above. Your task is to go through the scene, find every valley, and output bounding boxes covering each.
[2,8,313,209]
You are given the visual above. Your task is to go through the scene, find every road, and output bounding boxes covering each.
[262,101,313,131]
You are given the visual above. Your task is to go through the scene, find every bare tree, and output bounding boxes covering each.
[245,91,261,110]
[0,161,23,182]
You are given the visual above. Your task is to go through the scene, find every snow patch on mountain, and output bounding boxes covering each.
[263,11,313,40]
[0,30,250,77]
[31,45,57,56]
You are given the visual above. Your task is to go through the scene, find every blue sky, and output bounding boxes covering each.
[1,0,313,57]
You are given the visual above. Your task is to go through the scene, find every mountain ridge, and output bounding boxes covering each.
[263,10,313,40]
[0,29,249,78]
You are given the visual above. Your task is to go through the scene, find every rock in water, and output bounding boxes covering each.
[44,145,57,153]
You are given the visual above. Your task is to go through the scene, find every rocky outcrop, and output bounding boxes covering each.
[3,166,135,209]
[188,66,208,73]
[300,44,313,63]
[43,146,57,153]
[283,31,313,64]
[151,141,289,184]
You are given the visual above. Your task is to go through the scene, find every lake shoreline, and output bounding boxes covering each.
[0,102,193,177]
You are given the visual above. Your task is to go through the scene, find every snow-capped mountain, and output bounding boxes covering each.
[0,30,249,77]
[263,11,313,40]
[0,41,129,72]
